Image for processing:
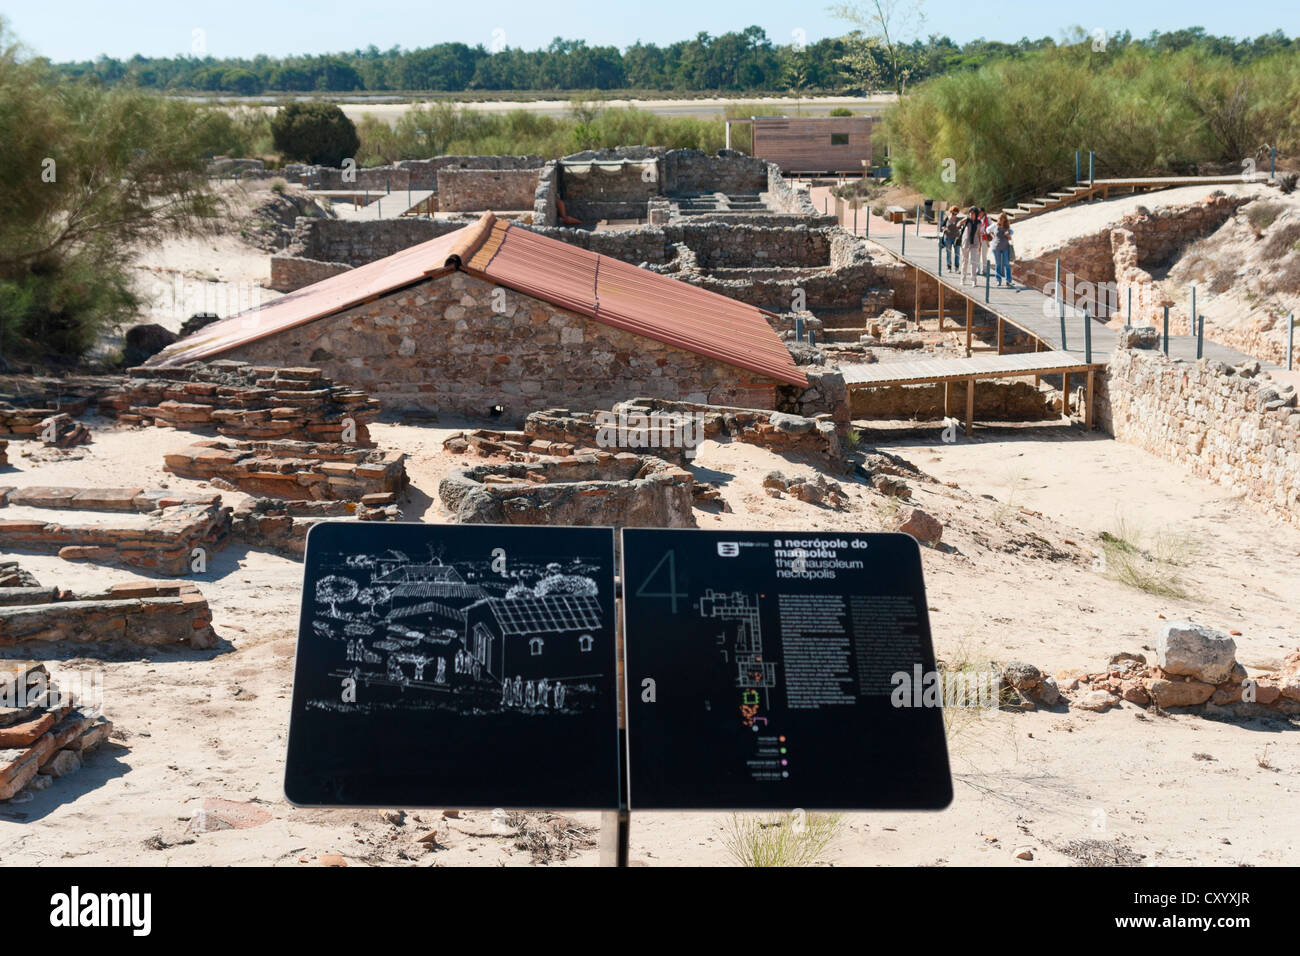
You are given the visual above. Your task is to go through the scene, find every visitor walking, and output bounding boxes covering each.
[941,207,963,270]
[992,213,1014,288]
[959,206,980,285]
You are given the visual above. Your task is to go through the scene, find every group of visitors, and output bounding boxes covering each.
[940,206,1016,289]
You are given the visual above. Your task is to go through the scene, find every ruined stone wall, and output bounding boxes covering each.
[661,149,768,194]
[269,255,354,292]
[533,161,558,227]
[850,379,1057,420]
[284,155,545,192]
[216,273,786,421]
[436,168,543,211]
[287,217,466,266]
[1096,349,1300,527]
[560,161,658,221]
[1014,193,1250,320]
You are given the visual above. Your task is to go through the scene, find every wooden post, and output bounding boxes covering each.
[997,317,1004,355]
[965,299,973,357]
[914,267,921,329]
[1063,372,1072,416]
[1085,369,1096,431]
[1034,339,1041,388]
[965,377,975,437]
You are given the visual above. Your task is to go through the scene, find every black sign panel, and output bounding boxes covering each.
[621,529,952,811]
[285,522,621,810]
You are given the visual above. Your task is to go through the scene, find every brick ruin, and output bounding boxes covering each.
[164,438,407,500]
[1,580,216,651]
[0,487,232,575]
[439,452,696,528]
[444,397,847,470]
[1,662,115,801]
[232,496,400,559]
[99,361,380,445]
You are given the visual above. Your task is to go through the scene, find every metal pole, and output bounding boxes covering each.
[1084,306,1092,365]
[794,315,804,342]
[1057,259,1066,349]
[1089,151,1094,186]
[1288,313,1294,370]
[1197,316,1204,359]
[985,268,990,304]
[809,329,817,347]
[1075,150,1081,183]
[937,211,944,274]
[853,204,857,235]
[1191,285,1197,339]
[901,226,905,255]
[1272,147,1276,181]
[1163,305,1170,355]
[916,205,921,235]
[1126,287,1132,328]
[865,206,870,237]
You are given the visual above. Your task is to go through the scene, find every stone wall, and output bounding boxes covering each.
[436,168,543,212]
[284,155,544,192]
[850,379,1057,420]
[1014,193,1250,321]
[533,161,559,227]
[559,160,659,221]
[662,149,768,195]
[215,272,787,421]
[0,583,216,650]
[286,217,467,267]
[1096,349,1300,526]
[164,439,406,500]
[269,255,353,292]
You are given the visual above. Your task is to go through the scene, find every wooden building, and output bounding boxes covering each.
[726,116,876,175]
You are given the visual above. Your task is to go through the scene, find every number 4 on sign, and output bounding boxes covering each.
[635,550,687,614]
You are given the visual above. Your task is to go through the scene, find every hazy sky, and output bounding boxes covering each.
[3,0,1291,61]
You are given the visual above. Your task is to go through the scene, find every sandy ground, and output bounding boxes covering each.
[1011,183,1272,260]
[1,417,1296,866]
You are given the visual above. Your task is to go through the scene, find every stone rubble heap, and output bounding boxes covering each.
[99,361,380,446]
[1,662,114,801]
[164,438,407,501]
[232,496,400,559]
[1002,622,1300,716]
[761,470,848,508]
[440,452,696,528]
[0,487,232,575]
[0,407,92,447]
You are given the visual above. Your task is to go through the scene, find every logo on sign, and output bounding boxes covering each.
[717,542,740,557]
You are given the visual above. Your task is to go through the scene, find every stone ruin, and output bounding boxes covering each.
[999,622,1300,717]
[0,487,231,575]
[164,438,407,500]
[232,496,400,559]
[439,452,696,528]
[99,361,380,446]
[0,407,91,447]
[1,578,217,651]
[1,662,114,801]
[445,399,846,470]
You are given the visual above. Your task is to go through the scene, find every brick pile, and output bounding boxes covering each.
[98,361,380,446]
[0,487,232,575]
[1,662,114,801]
[232,496,400,558]
[0,407,91,446]
[0,580,217,650]
[164,438,406,500]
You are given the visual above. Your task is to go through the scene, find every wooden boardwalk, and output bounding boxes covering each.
[865,227,1267,368]
[841,350,1103,434]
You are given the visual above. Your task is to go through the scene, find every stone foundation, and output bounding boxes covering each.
[0,408,91,446]
[0,487,232,575]
[164,438,406,500]
[439,453,696,528]
[1096,349,1300,526]
[0,582,216,650]
[100,361,379,445]
[232,497,400,559]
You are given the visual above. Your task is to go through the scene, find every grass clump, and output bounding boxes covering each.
[722,811,842,867]
[1096,515,1197,598]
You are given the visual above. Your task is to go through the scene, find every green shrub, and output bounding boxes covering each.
[271,101,361,165]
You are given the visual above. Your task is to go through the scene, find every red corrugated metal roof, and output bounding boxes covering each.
[149,212,806,387]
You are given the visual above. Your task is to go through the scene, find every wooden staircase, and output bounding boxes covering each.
[1004,184,1096,222]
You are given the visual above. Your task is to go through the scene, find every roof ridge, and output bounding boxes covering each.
[443,211,498,269]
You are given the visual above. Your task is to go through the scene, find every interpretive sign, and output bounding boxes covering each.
[285,522,621,809]
[621,529,952,810]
